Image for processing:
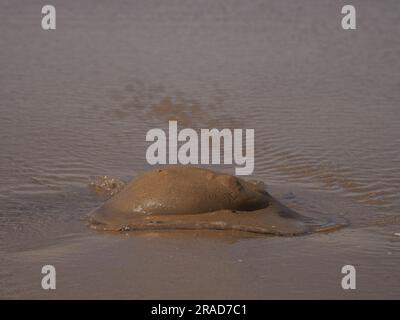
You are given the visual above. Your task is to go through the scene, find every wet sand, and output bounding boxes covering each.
[1,0,400,299]
[2,225,400,299]
[1,183,399,299]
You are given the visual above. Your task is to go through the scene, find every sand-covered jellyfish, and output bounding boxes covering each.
[88,166,344,236]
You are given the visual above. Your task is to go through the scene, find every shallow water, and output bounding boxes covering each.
[1,0,400,299]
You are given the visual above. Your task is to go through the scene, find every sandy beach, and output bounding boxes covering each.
[1,0,400,299]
